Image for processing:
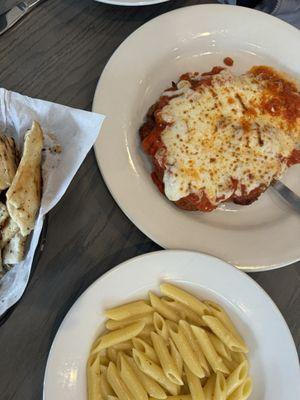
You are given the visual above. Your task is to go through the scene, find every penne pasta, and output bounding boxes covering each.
[87,353,103,400]
[106,313,154,330]
[153,312,169,340]
[222,357,239,373]
[203,301,245,344]
[169,338,183,378]
[139,323,155,336]
[226,360,249,396]
[179,320,210,376]
[105,300,153,321]
[132,337,160,363]
[162,299,205,327]
[150,396,192,400]
[119,353,148,400]
[202,316,248,353]
[184,363,205,400]
[149,292,180,322]
[99,355,109,366]
[133,348,179,395]
[126,355,167,399]
[138,325,156,342]
[99,365,108,374]
[161,298,186,318]
[88,285,252,400]
[111,341,132,351]
[160,284,210,316]
[203,374,215,400]
[227,377,253,400]
[207,332,232,361]
[167,321,205,379]
[191,325,229,374]
[107,362,132,400]
[99,366,114,397]
[107,347,118,363]
[213,372,227,400]
[92,321,145,353]
[151,331,183,385]
[231,351,246,364]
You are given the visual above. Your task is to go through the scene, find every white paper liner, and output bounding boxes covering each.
[0,88,105,315]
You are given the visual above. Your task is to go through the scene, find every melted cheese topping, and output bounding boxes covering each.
[158,70,300,204]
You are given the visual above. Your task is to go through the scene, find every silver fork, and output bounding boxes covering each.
[272,180,300,214]
[0,0,43,35]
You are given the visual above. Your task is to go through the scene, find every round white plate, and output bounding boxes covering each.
[93,4,300,271]
[95,0,169,6]
[43,250,300,400]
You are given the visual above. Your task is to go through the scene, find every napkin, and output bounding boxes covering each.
[0,88,105,316]
[218,1,300,28]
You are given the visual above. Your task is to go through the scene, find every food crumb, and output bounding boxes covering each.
[49,145,62,154]
[223,57,234,67]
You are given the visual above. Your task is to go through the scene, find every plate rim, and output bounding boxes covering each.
[93,4,300,272]
[43,249,300,399]
[94,0,170,6]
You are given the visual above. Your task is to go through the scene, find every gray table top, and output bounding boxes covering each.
[0,0,299,398]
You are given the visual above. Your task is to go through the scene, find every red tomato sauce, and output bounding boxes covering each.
[250,66,300,125]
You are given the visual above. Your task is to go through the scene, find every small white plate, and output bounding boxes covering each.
[93,4,300,270]
[43,250,300,400]
[95,0,169,6]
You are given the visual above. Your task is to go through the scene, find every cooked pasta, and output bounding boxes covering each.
[226,360,249,397]
[160,284,210,316]
[203,301,245,345]
[126,355,167,399]
[107,347,118,363]
[87,353,102,400]
[119,353,148,400]
[87,283,252,400]
[169,338,183,378]
[99,366,114,397]
[162,299,204,327]
[222,358,239,373]
[167,321,205,379]
[213,372,227,400]
[133,337,160,364]
[153,312,169,340]
[191,326,229,374]
[105,300,153,320]
[99,355,109,367]
[107,362,132,400]
[231,351,247,364]
[106,314,154,330]
[133,348,179,395]
[111,341,133,352]
[149,396,191,400]
[92,321,145,353]
[207,333,232,362]
[179,320,210,376]
[202,316,248,353]
[151,331,183,385]
[184,363,205,400]
[149,292,180,322]
[203,375,215,400]
[227,377,253,400]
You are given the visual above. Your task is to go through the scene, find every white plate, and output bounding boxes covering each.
[93,4,300,271]
[43,250,300,400]
[95,0,169,6]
